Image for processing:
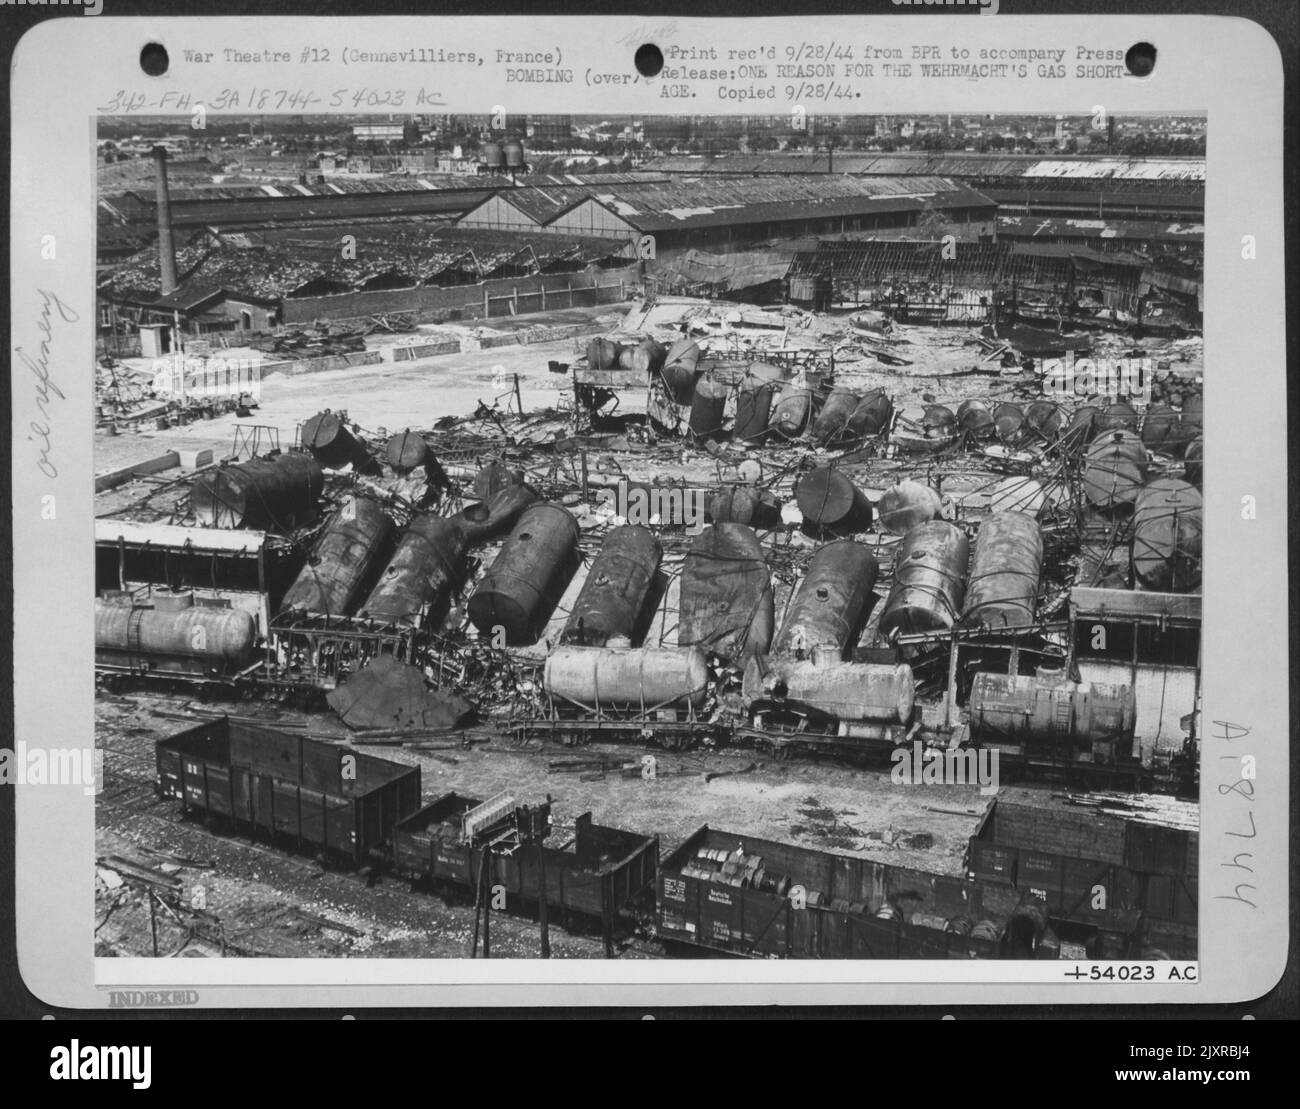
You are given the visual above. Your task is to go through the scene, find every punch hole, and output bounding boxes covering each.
[140,42,170,77]
[1124,42,1156,77]
[634,44,664,77]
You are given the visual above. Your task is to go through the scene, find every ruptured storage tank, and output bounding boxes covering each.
[795,467,872,532]
[876,480,942,536]
[468,504,580,645]
[847,389,894,439]
[734,379,774,443]
[455,482,540,542]
[660,339,702,404]
[957,399,996,439]
[545,645,710,714]
[879,521,969,637]
[300,411,374,472]
[1082,430,1146,509]
[95,597,257,667]
[562,525,662,646]
[689,374,729,440]
[743,655,915,728]
[768,387,814,439]
[678,523,774,662]
[812,388,860,445]
[191,452,324,530]
[1024,401,1064,441]
[358,515,468,627]
[385,430,429,475]
[968,671,1136,757]
[1131,478,1202,592]
[279,495,395,618]
[961,512,1043,629]
[772,540,879,658]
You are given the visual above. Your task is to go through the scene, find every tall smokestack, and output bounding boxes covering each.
[153,146,178,296]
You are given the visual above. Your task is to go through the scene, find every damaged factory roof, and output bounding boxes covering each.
[997,215,1204,244]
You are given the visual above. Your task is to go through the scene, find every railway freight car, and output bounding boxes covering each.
[657,825,1019,959]
[155,719,421,866]
[391,792,659,954]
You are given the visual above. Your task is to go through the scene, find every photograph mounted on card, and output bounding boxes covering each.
[6,11,1287,1009]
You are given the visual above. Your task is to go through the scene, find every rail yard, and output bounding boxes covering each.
[93,130,1203,963]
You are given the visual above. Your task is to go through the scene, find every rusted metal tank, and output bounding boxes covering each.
[279,495,395,618]
[191,452,324,530]
[358,514,468,626]
[385,430,429,474]
[1024,401,1064,441]
[1097,400,1139,434]
[678,523,774,662]
[734,379,774,443]
[957,399,995,439]
[468,504,580,645]
[795,467,872,532]
[879,521,969,637]
[811,388,859,444]
[961,512,1043,629]
[1183,437,1203,485]
[968,671,1136,752]
[95,597,257,664]
[661,339,701,404]
[768,387,814,439]
[772,540,879,658]
[586,336,621,370]
[544,645,710,712]
[992,402,1025,441]
[1140,404,1181,452]
[620,337,667,375]
[876,480,942,536]
[301,411,372,471]
[689,374,729,439]
[743,655,915,726]
[455,482,540,543]
[472,459,524,499]
[847,389,894,438]
[1082,430,1146,508]
[1062,404,1100,448]
[562,525,662,646]
[921,404,957,437]
[706,486,779,528]
[1131,478,1202,592]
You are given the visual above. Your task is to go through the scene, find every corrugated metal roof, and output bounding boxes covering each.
[95,519,268,553]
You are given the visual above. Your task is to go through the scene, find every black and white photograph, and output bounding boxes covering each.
[90,109,1205,964]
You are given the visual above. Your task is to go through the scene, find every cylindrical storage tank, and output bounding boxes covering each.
[772,540,879,658]
[1097,400,1139,434]
[876,480,942,536]
[502,140,525,168]
[768,387,814,439]
[1083,430,1146,509]
[957,399,995,439]
[689,374,729,439]
[743,657,914,725]
[191,452,324,530]
[473,459,524,499]
[455,482,540,543]
[385,430,428,474]
[358,515,468,626]
[661,339,701,404]
[987,475,1049,517]
[811,388,859,444]
[734,379,774,443]
[678,523,774,662]
[847,388,894,439]
[992,402,1025,442]
[921,404,957,437]
[622,337,667,376]
[562,525,661,646]
[707,485,761,526]
[961,512,1043,629]
[1131,478,1202,592]
[968,671,1136,751]
[279,495,395,618]
[1140,404,1182,453]
[879,521,969,637]
[301,411,368,470]
[467,504,580,645]
[481,141,504,170]
[795,467,872,531]
[1183,437,1203,485]
[1062,404,1100,448]
[1024,401,1063,441]
[95,599,257,664]
[586,336,620,371]
[544,646,710,712]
